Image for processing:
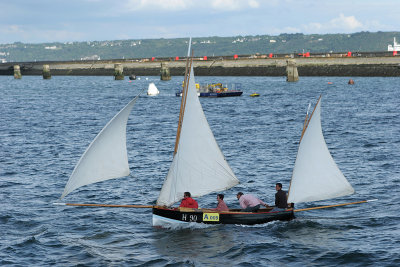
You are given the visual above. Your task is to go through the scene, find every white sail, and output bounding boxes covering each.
[156,65,239,206]
[147,83,159,96]
[60,93,142,199]
[287,97,354,204]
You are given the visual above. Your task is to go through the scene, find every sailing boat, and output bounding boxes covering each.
[58,41,293,226]
[152,96,356,225]
[152,46,293,226]
[59,41,367,226]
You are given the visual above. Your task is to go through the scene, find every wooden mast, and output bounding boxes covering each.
[174,50,193,155]
[299,107,310,142]
[299,95,321,143]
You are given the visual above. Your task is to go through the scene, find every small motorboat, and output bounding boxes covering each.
[176,82,243,97]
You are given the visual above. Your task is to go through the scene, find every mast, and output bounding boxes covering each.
[174,39,192,155]
[300,96,321,143]
[299,102,311,143]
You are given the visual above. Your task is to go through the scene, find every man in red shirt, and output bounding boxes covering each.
[179,192,199,209]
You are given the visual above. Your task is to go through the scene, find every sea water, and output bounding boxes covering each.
[1,75,399,266]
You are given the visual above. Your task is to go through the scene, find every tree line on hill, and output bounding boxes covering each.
[0,31,399,62]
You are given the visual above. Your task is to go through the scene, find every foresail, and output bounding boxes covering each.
[156,65,239,206]
[60,92,142,199]
[287,97,354,204]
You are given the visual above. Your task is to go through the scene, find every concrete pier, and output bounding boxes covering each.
[160,62,171,80]
[286,59,299,82]
[42,64,51,79]
[13,65,22,79]
[114,63,124,80]
[1,56,400,77]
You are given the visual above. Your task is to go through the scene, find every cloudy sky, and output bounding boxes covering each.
[0,0,398,44]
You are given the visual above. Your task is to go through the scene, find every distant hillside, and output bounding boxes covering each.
[1,31,399,62]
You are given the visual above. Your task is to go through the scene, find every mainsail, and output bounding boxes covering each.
[287,97,354,204]
[156,64,239,207]
[60,93,142,199]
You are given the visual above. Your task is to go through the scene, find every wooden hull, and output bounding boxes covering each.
[152,207,295,226]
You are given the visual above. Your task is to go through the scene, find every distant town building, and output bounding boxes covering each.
[45,46,58,50]
[200,40,215,44]
[232,38,245,43]
[388,38,400,51]
[80,55,101,60]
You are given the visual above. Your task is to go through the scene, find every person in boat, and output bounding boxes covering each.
[212,194,229,212]
[237,192,269,212]
[272,183,288,211]
[179,192,199,209]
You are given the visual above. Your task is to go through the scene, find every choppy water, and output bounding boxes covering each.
[1,75,399,266]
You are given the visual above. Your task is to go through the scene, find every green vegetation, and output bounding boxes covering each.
[0,32,399,62]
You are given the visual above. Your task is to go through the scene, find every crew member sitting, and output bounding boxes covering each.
[212,194,229,212]
[237,192,268,212]
[179,192,199,209]
[273,183,288,211]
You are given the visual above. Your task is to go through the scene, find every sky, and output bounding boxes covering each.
[0,0,399,44]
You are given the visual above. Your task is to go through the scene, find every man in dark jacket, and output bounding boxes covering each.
[273,183,288,211]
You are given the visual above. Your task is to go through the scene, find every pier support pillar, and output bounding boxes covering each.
[114,63,124,80]
[160,62,171,81]
[13,65,22,79]
[286,60,299,82]
[42,64,51,79]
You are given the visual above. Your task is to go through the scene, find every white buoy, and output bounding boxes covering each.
[147,83,160,96]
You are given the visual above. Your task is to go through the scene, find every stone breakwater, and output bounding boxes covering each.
[1,57,400,77]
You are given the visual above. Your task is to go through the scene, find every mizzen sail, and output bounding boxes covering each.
[287,97,354,204]
[156,64,239,207]
[61,93,142,199]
